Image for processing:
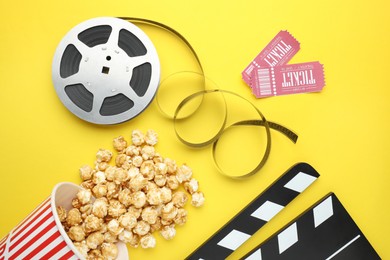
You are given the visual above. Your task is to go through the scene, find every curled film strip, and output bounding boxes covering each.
[52,17,160,124]
[52,17,298,177]
[241,193,380,260]
[186,162,320,259]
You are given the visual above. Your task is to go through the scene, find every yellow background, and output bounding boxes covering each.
[0,0,389,259]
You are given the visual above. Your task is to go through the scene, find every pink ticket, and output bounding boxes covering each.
[242,30,300,86]
[251,62,325,98]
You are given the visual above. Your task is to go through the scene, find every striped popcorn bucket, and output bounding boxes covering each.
[0,182,129,260]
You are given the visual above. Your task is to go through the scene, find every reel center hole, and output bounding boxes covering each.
[106,56,111,61]
[102,66,110,74]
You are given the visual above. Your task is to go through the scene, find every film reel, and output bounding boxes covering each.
[52,17,160,124]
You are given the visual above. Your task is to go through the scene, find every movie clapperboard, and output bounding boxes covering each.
[241,193,381,260]
[186,162,320,260]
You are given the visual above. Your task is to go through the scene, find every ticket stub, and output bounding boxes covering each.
[251,61,325,98]
[242,30,300,86]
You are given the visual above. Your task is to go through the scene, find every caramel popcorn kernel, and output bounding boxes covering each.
[133,220,151,236]
[145,129,158,146]
[191,191,205,207]
[160,225,176,240]
[96,149,112,163]
[66,208,82,226]
[57,206,67,222]
[68,225,86,242]
[86,231,104,249]
[131,130,145,146]
[140,233,156,249]
[176,164,192,183]
[80,165,94,181]
[113,136,127,152]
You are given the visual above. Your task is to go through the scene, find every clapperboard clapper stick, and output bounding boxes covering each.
[186,162,320,260]
[241,193,381,260]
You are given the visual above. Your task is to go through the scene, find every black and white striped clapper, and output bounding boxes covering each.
[241,193,381,260]
[186,162,320,260]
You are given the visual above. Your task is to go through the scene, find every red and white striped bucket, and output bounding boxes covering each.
[0,182,129,260]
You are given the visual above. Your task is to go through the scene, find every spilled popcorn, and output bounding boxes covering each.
[57,129,204,259]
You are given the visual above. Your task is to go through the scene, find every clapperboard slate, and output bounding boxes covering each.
[241,193,380,260]
[186,162,320,259]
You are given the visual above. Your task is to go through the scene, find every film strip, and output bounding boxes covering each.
[186,162,320,259]
[52,16,299,177]
[241,193,381,260]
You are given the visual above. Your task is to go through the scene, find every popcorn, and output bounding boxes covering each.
[150,217,162,233]
[191,191,205,207]
[131,191,147,209]
[57,206,67,222]
[79,165,94,181]
[96,149,112,163]
[92,171,106,185]
[132,155,143,168]
[146,188,162,206]
[128,173,148,192]
[160,186,172,204]
[128,234,140,248]
[141,206,159,224]
[113,136,127,152]
[161,202,178,221]
[160,225,176,240]
[141,145,155,160]
[113,167,130,184]
[140,160,155,180]
[174,208,188,225]
[86,231,104,249]
[140,233,156,249]
[83,215,103,233]
[115,153,127,167]
[153,153,163,164]
[145,129,158,146]
[155,162,168,175]
[77,189,92,205]
[127,166,139,179]
[80,180,94,190]
[164,158,177,174]
[96,162,109,171]
[105,166,116,181]
[66,208,82,226]
[92,198,108,218]
[184,178,199,194]
[172,191,188,208]
[176,164,192,183]
[118,188,132,207]
[118,229,133,243]
[118,212,137,230]
[125,145,140,156]
[61,129,205,258]
[108,199,126,218]
[74,241,89,258]
[107,219,124,236]
[71,198,82,209]
[131,129,145,146]
[127,206,142,219]
[166,175,180,190]
[92,184,107,198]
[103,231,117,243]
[80,204,93,218]
[106,182,120,199]
[101,242,118,259]
[133,220,150,236]
[87,249,104,260]
[68,225,86,242]
[154,174,166,187]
